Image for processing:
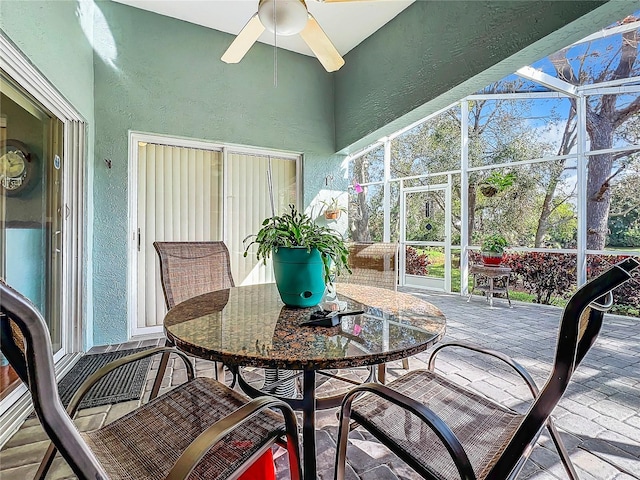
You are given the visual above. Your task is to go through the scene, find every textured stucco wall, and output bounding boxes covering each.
[0,1,95,117]
[92,1,336,343]
[334,0,632,153]
[0,0,96,349]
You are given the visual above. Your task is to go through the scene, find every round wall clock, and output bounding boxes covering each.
[0,139,35,196]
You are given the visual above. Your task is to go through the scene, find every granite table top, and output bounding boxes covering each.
[164,283,446,370]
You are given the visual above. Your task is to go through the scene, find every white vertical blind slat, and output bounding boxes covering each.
[196,149,204,239]
[155,146,166,325]
[147,144,159,328]
[203,149,211,240]
[211,151,221,240]
[173,148,189,238]
[188,148,196,239]
[137,144,147,328]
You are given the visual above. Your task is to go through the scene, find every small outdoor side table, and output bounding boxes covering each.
[468,264,512,307]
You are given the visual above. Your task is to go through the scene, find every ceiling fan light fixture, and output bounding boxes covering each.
[258,0,309,36]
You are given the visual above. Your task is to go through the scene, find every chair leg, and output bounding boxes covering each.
[402,358,410,370]
[34,442,57,480]
[215,362,225,382]
[546,418,579,480]
[377,364,386,384]
[150,338,173,400]
[335,401,354,480]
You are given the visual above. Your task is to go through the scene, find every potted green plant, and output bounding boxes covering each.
[481,233,508,265]
[320,197,347,220]
[243,205,351,307]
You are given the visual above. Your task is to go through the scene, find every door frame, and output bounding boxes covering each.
[127,132,226,338]
[399,180,452,292]
[0,33,86,443]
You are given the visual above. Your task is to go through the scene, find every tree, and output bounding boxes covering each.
[546,18,640,249]
[348,154,373,242]
[350,97,554,247]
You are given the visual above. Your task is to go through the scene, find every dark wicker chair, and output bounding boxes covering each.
[337,242,407,382]
[0,280,302,480]
[335,257,639,480]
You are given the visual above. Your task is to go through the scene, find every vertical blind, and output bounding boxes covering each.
[137,143,223,329]
[227,152,297,285]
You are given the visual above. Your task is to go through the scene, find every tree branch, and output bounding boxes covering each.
[613,95,640,128]
[549,49,578,85]
[591,163,627,201]
[610,203,640,217]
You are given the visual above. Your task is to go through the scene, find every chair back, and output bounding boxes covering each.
[153,241,235,309]
[339,242,398,291]
[488,257,639,478]
[0,280,108,479]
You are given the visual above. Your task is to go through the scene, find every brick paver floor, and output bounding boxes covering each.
[1,289,638,479]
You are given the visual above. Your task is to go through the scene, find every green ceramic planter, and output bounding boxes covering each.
[272,247,326,308]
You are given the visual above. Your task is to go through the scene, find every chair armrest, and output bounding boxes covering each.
[166,396,301,480]
[428,342,539,397]
[66,346,195,417]
[35,348,196,480]
[339,383,476,480]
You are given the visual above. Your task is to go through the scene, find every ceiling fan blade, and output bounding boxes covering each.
[299,15,345,72]
[221,13,265,64]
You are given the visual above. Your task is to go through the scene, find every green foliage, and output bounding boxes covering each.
[481,233,508,253]
[607,158,640,248]
[243,205,351,284]
[479,171,516,196]
[546,201,578,248]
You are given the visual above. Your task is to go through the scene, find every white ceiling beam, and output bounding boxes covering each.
[570,20,640,47]
[516,66,579,97]
[466,92,569,100]
[579,76,640,91]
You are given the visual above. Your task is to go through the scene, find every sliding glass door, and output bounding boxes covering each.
[0,72,65,400]
[130,136,300,336]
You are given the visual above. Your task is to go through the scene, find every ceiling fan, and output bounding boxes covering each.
[221,0,357,72]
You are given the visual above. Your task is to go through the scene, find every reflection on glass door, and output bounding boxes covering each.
[0,72,64,400]
[401,184,451,291]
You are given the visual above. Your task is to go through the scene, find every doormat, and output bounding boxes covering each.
[56,347,153,410]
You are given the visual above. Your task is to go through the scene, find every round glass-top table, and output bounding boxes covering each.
[164,283,446,478]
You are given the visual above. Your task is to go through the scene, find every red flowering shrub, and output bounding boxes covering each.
[502,252,577,305]
[406,246,429,276]
[467,250,638,315]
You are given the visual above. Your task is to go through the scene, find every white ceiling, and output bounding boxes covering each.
[112,0,414,57]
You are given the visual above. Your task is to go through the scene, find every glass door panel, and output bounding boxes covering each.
[136,143,224,332]
[405,190,446,242]
[1,73,65,399]
[401,186,451,291]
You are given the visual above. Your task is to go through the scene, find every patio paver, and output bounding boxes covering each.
[1,289,638,479]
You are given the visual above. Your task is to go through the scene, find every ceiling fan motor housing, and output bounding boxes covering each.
[258,0,309,36]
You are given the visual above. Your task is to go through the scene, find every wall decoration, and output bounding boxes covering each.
[0,139,35,196]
